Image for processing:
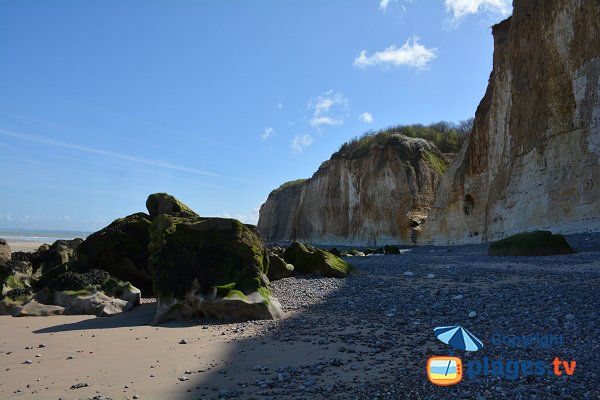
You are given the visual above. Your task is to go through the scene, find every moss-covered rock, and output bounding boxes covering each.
[25,239,83,273]
[0,260,33,282]
[488,231,576,256]
[283,242,352,278]
[77,213,153,295]
[146,192,199,220]
[0,238,11,262]
[384,245,400,255]
[267,254,294,281]
[149,215,282,323]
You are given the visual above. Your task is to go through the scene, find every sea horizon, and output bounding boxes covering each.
[0,227,91,243]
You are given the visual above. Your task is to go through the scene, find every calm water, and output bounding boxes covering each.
[0,228,91,243]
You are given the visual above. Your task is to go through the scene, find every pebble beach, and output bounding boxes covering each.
[1,233,599,399]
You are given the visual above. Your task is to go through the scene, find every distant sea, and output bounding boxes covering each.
[0,228,91,243]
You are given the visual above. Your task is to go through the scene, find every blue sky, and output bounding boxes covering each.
[0,0,512,231]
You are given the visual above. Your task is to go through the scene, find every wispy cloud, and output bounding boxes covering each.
[445,0,511,23]
[261,127,274,140]
[308,90,349,127]
[379,0,393,12]
[354,36,437,70]
[0,128,250,184]
[359,112,374,123]
[54,155,221,189]
[291,134,313,153]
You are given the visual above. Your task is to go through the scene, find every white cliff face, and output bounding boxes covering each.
[258,135,448,246]
[422,0,600,245]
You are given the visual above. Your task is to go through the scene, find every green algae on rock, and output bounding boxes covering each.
[146,192,199,220]
[149,215,282,323]
[267,254,294,281]
[488,231,575,257]
[77,212,153,295]
[283,242,352,278]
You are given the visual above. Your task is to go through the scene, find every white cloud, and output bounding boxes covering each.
[291,134,313,153]
[277,102,283,110]
[261,127,274,140]
[379,0,392,12]
[445,0,511,22]
[354,36,437,70]
[308,90,349,127]
[359,112,374,123]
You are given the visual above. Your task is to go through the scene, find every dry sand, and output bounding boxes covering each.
[6,241,44,253]
[0,305,370,400]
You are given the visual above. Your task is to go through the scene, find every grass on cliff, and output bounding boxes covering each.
[335,119,473,160]
[272,179,307,194]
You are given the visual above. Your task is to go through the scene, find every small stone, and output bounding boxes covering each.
[453,295,464,300]
[468,311,477,318]
[23,360,33,364]
[403,271,414,277]
[178,376,189,382]
[35,354,42,358]
[70,382,89,389]
[184,369,192,374]
[133,395,140,399]
[38,344,46,348]
[427,273,435,279]
[179,339,188,344]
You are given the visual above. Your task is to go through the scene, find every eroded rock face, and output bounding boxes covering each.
[422,1,600,245]
[149,215,282,324]
[0,263,140,317]
[258,135,448,246]
[77,213,152,294]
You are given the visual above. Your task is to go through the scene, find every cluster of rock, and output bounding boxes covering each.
[0,238,140,317]
[1,193,354,323]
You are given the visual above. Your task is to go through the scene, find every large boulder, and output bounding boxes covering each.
[283,242,352,278]
[0,239,11,262]
[77,213,153,295]
[267,254,294,281]
[488,231,575,257]
[146,192,199,219]
[149,215,282,324]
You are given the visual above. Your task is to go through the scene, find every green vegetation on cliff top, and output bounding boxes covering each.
[272,179,307,194]
[335,119,473,160]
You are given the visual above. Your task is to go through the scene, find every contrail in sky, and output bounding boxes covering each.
[0,128,251,184]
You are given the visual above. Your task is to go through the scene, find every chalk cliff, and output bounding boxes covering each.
[258,135,449,246]
[421,0,600,244]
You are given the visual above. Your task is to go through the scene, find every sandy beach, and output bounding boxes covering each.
[1,234,599,399]
[5,241,46,254]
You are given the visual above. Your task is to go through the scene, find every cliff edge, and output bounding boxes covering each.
[421,0,600,244]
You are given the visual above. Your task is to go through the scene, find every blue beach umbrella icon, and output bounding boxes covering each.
[434,325,483,352]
